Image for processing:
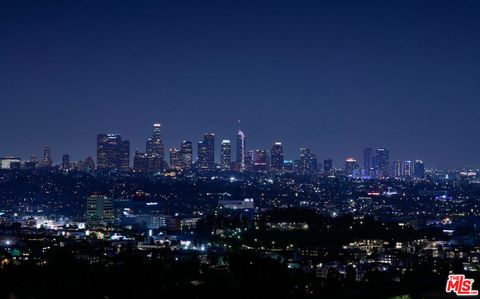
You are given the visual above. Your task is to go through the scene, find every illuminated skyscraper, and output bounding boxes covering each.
[205,133,215,168]
[245,150,254,170]
[298,148,317,174]
[198,133,215,171]
[414,159,425,178]
[375,148,390,178]
[198,141,207,170]
[97,134,130,170]
[169,148,182,170]
[146,123,165,160]
[345,158,358,176]
[236,130,246,171]
[403,160,413,177]
[181,141,193,170]
[393,160,403,178]
[253,149,268,171]
[120,141,129,169]
[220,140,231,170]
[270,142,284,170]
[143,124,165,172]
[363,148,373,177]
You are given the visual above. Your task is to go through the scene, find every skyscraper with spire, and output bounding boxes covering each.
[236,129,246,171]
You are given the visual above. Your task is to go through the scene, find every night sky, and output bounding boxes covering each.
[1,0,480,168]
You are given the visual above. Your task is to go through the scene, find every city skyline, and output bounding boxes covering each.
[1,1,480,168]
[0,122,432,171]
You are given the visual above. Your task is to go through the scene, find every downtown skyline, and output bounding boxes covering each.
[0,122,431,171]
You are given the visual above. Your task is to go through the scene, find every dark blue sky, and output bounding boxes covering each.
[1,0,480,168]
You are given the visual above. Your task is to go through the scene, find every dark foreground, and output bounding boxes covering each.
[0,251,467,299]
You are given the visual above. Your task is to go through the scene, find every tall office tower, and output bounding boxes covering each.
[181,141,193,170]
[244,150,254,170]
[414,159,425,179]
[42,145,52,167]
[61,154,70,170]
[403,160,413,177]
[86,195,114,227]
[375,148,390,179]
[308,153,318,173]
[120,139,130,169]
[393,160,403,178]
[197,133,215,171]
[169,148,182,170]
[220,140,232,170]
[253,149,269,171]
[298,148,318,174]
[97,134,130,170]
[344,158,358,176]
[298,148,309,173]
[97,134,112,169]
[204,133,215,169]
[363,148,373,177]
[236,130,246,171]
[270,142,284,170]
[197,141,207,170]
[133,150,149,172]
[324,158,333,173]
[146,123,165,160]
